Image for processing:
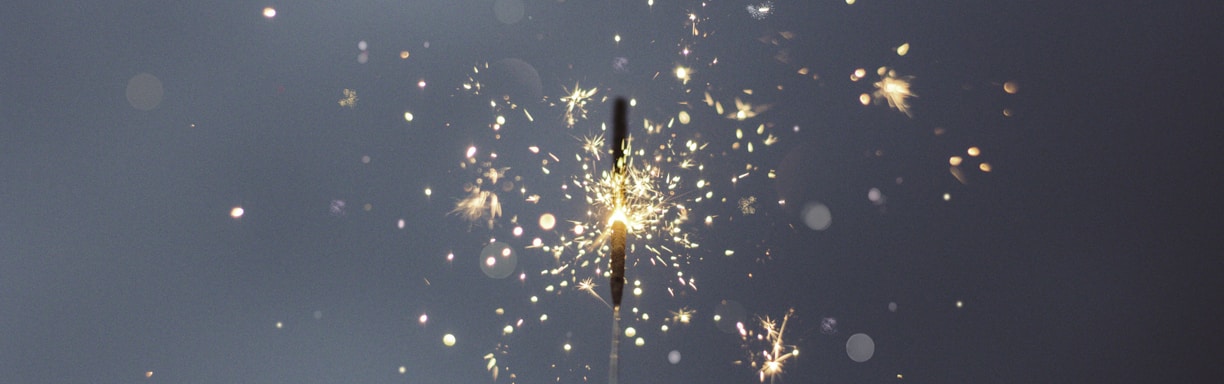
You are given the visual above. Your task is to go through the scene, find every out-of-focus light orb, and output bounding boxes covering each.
[675,66,689,80]
[801,202,832,231]
[538,213,556,230]
[896,43,910,56]
[846,0,855,4]
[512,226,523,237]
[419,313,428,324]
[625,327,637,338]
[145,371,153,378]
[949,156,963,166]
[360,155,371,164]
[868,188,882,203]
[678,110,691,124]
[230,206,244,219]
[859,93,871,105]
[563,343,572,352]
[1003,108,1014,117]
[980,163,992,172]
[943,193,952,201]
[442,333,456,346]
[633,287,642,296]
[418,79,427,89]
[262,7,276,18]
[573,223,585,235]
[889,302,898,312]
[503,325,514,335]
[668,350,681,364]
[397,219,405,229]
[493,0,525,24]
[846,333,875,362]
[539,314,548,322]
[313,310,323,319]
[1003,81,1019,94]
[356,51,368,64]
[275,321,283,329]
[358,40,368,51]
[424,187,432,197]
[967,147,981,157]
[479,242,517,279]
[403,112,414,122]
[614,34,622,43]
[400,51,410,59]
[398,366,406,374]
[126,73,164,111]
[956,300,964,308]
[635,337,645,347]
[852,68,867,81]
[661,324,669,332]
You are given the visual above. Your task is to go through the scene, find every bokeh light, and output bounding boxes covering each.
[125,73,163,111]
[846,333,875,362]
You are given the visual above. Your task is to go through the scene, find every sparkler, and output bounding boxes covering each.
[608,98,629,384]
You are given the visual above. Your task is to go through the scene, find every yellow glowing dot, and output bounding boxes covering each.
[573,224,584,235]
[418,313,428,324]
[793,349,799,357]
[496,115,506,125]
[956,300,964,308]
[634,337,645,347]
[399,366,407,374]
[614,34,621,43]
[859,93,871,105]
[563,343,572,351]
[967,147,981,157]
[979,163,992,172]
[503,325,514,335]
[725,250,734,256]
[896,43,910,56]
[713,314,722,322]
[530,296,538,303]
[230,206,244,219]
[403,112,414,122]
[853,68,866,80]
[625,327,637,338]
[1003,108,1014,117]
[675,66,688,80]
[275,321,283,328]
[678,110,690,124]
[897,373,903,379]
[633,287,642,296]
[538,213,556,231]
[1003,81,1019,94]
[539,314,548,322]
[642,313,649,321]
[846,0,855,4]
[424,187,432,197]
[943,193,951,201]
[262,7,276,18]
[661,324,669,332]
[442,334,456,346]
[949,156,963,166]
[630,98,636,107]
[145,371,153,378]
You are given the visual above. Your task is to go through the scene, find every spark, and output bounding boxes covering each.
[577,277,612,308]
[747,2,774,20]
[873,68,917,117]
[741,308,798,383]
[669,307,696,324]
[338,89,357,108]
[739,196,757,215]
[560,83,598,127]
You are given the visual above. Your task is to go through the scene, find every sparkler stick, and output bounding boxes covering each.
[609,98,629,384]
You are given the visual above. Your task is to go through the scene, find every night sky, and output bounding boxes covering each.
[2,1,1220,383]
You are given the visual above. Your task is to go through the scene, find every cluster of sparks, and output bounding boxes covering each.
[271,0,1013,382]
[737,309,799,383]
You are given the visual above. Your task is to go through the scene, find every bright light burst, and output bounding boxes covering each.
[873,68,917,117]
[559,83,598,128]
[738,308,799,383]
